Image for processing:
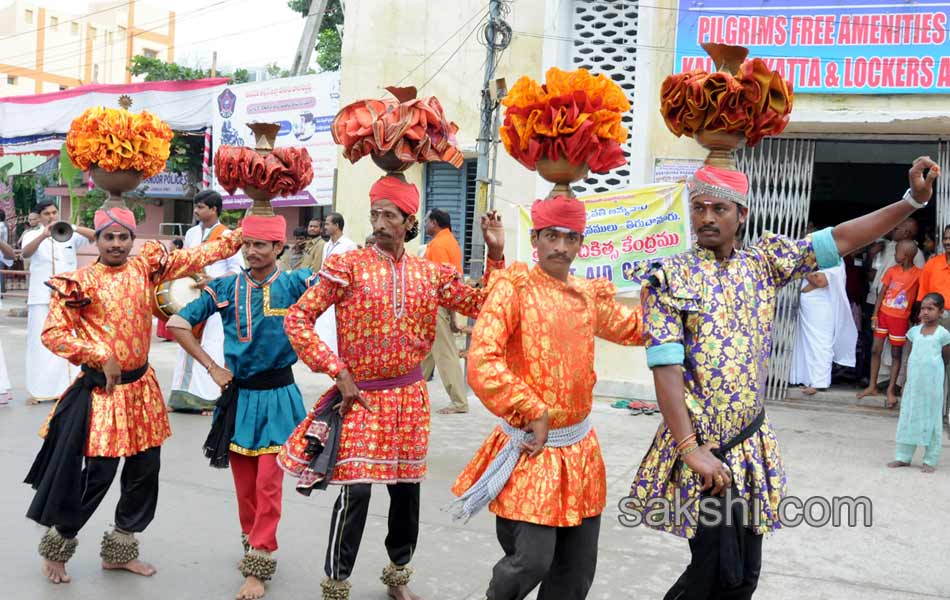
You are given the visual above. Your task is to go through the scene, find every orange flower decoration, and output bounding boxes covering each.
[500,67,631,173]
[660,58,793,147]
[66,107,173,179]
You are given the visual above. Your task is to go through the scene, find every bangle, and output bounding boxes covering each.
[675,432,697,451]
[678,442,699,457]
[903,187,929,209]
[205,363,213,373]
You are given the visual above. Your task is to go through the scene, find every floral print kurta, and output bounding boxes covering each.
[41,232,244,457]
[284,246,503,484]
[630,230,840,538]
[452,263,643,527]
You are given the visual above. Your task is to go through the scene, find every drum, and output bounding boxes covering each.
[153,275,206,339]
[153,275,203,320]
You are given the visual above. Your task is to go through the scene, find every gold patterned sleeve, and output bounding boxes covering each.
[42,278,112,367]
[436,257,506,318]
[283,254,349,378]
[590,278,644,346]
[142,228,245,283]
[465,266,546,423]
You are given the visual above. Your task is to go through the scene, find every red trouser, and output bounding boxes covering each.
[230,452,283,552]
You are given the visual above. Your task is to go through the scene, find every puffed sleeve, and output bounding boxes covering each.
[641,262,694,368]
[42,275,112,367]
[284,254,349,377]
[749,228,840,288]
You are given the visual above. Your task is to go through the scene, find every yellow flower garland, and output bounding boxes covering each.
[66,106,174,179]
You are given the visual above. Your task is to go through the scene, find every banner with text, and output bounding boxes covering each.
[674,0,950,94]
[517,183,691,295]
[212,73,340,208]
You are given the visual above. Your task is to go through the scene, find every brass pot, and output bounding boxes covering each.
[536,156,589,199]
[371,150,413,174]
[89,166,143,210]
[243,185,277,217]
[694,130,746,170]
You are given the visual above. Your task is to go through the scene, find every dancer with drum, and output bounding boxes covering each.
[24,207,244,584]
[167,214,315,600]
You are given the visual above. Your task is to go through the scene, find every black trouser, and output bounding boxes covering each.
[486,515,600,600]
[663,513,763,600]
[55,447,161,540]
[324,482,419,580]
[858,301,876,382]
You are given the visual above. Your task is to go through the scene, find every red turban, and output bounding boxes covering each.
[242,215,287,244]
[369,176,420,215]
[688,165,749,207]
[94,208,136,234]
[530,195,587,235]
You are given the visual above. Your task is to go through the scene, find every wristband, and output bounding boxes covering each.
[903,187,929,209]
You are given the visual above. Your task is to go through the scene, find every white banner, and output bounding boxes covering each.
[211,73,340,209]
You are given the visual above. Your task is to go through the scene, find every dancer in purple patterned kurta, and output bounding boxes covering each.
[629,159,940,600]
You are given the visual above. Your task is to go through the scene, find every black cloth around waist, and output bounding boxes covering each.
[25,363,150,527]
[203,365,295,469]
[698,409,766,590]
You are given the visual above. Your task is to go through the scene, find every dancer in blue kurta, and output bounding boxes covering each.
[168,214,312,600]
[888,292,950,474]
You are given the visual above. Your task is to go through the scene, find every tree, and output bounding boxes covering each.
[288,0,343,72]
[129,56,250,84]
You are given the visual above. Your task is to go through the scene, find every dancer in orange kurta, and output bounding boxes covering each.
[279,176,505,600]
[451,195,643,600]
[24,207,243,585]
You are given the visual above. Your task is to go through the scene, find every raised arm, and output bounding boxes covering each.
[832,157,938,257]
[466,268,546,426]
[144,228,244,282]
[20,226,49,258]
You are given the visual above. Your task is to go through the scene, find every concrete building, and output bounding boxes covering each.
[334,0,950,400]
[0,0,174,95]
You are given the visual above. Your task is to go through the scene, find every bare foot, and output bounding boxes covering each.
[922,465,936,474]
[42,559,71,584]
[26,396,41,405]
[856,386,879,399]
[436,406,467,415]
[886,394,899,408]
[236,575,266,599]
[802,387,818,396]
[887,460,911,468]
[102,558,156,576]
[388,585,423,600]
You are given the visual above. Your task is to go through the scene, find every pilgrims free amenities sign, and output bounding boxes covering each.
[211,72,340,208]
[516,183,691,296]
[674,0,950,94]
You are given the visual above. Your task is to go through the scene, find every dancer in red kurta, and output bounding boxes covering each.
[279,176,505,600]
[24,207,243,584]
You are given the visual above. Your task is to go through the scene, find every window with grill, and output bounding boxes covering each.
[142,48,159,59]
[424,159,477,276]
[570,0,638,195]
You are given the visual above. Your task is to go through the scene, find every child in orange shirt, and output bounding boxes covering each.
[860,239,922,407]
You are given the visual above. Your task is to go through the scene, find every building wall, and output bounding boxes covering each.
[0,0,174,97]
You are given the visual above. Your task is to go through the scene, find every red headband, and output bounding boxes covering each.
[241,215,287,244]
[531,195,587,235]
[369,176,420,215]
[94,208,136,234]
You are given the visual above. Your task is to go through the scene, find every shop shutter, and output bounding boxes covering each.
[424,160,477,275]
[569,0,638,195]
[738,138,816,403]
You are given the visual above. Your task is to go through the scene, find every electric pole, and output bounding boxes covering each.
[291,0,330,76]
[470,0,509,280]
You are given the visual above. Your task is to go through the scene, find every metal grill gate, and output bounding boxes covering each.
[737,138,816,403]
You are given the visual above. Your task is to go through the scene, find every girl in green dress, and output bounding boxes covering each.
[888,292,950,473]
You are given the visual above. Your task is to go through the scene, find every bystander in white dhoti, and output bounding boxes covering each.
[168,219,243,412]
[790,263,857,391]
